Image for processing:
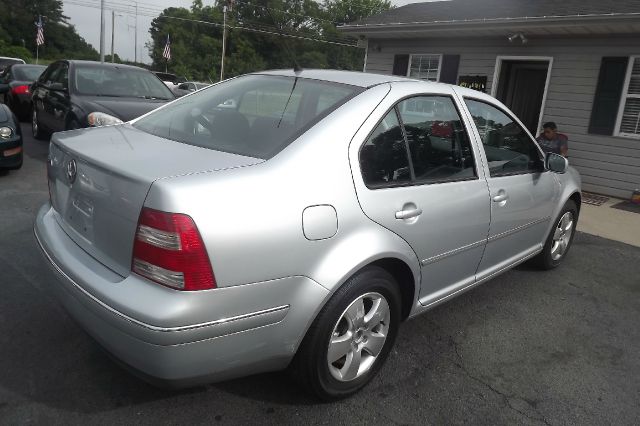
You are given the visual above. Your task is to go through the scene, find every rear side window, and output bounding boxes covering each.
[464,99,543,176]
[360,110,411,186]
[397,96,476,183]
[360,95,476,188]
[134,75,362,159]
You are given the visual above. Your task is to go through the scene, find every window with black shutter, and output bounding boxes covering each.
[392,54,410,76]
[588,57,629,136]
[616,57,640,138]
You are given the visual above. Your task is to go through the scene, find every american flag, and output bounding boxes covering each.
[36,15,44,46]
[162,34,171,61]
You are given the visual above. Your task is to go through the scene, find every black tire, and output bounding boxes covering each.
[32,107,48,140]
[533,200,578,270]
[9,158,23,170]
[290,266,401,400]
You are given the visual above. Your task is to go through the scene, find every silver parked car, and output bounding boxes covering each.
[34,70,581,400]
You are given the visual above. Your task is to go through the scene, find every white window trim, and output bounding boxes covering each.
[490,55,553,137]
[614,56,640,139]
[407,54,443,82]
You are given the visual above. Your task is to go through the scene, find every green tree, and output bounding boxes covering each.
[148,0,391,79]
[0,0,98,61]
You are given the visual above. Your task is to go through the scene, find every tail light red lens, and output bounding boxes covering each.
[132,207,216,291]
[11,85,29,96]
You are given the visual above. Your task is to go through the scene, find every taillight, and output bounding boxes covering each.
[132,207,216,291]
[11,85,29,95]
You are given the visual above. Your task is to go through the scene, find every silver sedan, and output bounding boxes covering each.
[34,69,581,400]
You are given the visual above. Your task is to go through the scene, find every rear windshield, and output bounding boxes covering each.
[74,65,174,100]
[14,65,45,81]
[133,74,363,159]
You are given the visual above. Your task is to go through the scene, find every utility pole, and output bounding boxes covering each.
[134,2,138,64]
[99,0,105,62]
[111,11,123,63]
[111,10,115,63]
[220,4,227,81]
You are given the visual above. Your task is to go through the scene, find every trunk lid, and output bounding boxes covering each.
[47,124,263,277]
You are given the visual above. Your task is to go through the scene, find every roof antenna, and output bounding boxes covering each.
[264,7,303,73]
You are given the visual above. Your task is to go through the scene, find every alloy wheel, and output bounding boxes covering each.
[327,292,390,382]
[551,211,574,261]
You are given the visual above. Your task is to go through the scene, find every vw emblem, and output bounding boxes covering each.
[66,159,77,184]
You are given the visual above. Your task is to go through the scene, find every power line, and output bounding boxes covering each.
[64,0,360,47]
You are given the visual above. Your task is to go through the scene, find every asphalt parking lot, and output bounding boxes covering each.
[1,123,639,425]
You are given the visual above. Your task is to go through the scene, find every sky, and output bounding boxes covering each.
[62,0,435,64]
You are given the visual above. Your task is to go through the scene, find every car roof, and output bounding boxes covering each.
[254,69,422,88]
[12,64,46,69]
[0,57,25,62]
[66,60,149,72]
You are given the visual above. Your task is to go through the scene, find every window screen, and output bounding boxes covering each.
[409,55,441,81]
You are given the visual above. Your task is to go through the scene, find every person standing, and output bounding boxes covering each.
[537,122,568,157]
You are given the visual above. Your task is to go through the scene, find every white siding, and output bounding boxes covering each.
[365,36,640,199]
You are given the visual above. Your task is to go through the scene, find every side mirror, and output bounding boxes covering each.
[0,84,9,94]
[546,152,568,174]
[49,82,67,92]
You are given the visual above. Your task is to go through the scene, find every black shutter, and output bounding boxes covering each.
[588,57,629,135]
[439,55,460,84]
[392,54,410,76]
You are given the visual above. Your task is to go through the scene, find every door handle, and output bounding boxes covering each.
[492,193,509,203]
[395,208,423,220]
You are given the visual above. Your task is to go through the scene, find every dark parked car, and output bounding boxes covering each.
[173,81,210,97]
[31,60,175,139]
[153,71,186,86]
[0,57,25,72]
[0,103,23,171]
[0,64,46,120]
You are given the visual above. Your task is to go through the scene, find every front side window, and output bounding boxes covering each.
[408,55,441,81]
[464,99,543,177]
[43,63,62,86]
[134,75,362,159]
[53,63,69,88]
[397,96,476,183]
[617,57,640,137]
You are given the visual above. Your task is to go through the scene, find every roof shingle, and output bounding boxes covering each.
[344,0,640,27]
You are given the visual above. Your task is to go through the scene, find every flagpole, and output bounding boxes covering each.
[36,45,39,65]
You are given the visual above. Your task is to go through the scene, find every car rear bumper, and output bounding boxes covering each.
[34,203,329,387]
[0,139,22,168]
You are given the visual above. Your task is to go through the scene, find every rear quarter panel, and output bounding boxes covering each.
[143,83,421,302]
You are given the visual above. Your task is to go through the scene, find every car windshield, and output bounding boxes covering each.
[14,65,45,81]
[74,65,174,99]
[133,74,362,159]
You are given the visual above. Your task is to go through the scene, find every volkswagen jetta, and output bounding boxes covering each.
[34,70,581,400]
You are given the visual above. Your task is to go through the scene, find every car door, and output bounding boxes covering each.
[34,62,61,130]
[351,88,491,306]
[47,62,71,132]
[459,96,560,279]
